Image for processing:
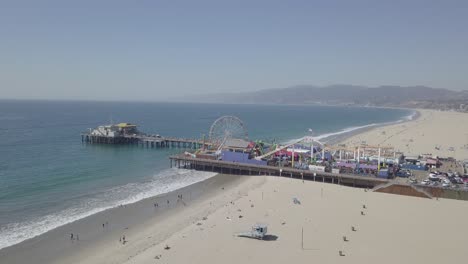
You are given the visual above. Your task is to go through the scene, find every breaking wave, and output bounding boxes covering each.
[0,169,216,250]
[282,109,416,145]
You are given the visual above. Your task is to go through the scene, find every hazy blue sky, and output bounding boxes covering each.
[1,0,467,101]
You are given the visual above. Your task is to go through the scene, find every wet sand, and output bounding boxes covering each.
[0,174,265,264]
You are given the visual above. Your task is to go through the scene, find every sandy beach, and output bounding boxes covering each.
[4,173,468,264]
[126,176,468,264]
[341,109,468,160]
[3,175,468,264]
[0,174,264,264]
[2,109,468,264]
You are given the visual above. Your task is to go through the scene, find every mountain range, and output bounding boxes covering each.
[179,85,468,111]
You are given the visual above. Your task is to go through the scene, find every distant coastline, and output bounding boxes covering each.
[177,84,468,113]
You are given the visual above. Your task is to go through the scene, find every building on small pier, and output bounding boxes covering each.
[90,122,139,137]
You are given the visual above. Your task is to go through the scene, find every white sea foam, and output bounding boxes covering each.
[312,123,378,142]
[282,123,378,145]
[282,110,415,145]
[403,110,418,121]
[0,168,216,250]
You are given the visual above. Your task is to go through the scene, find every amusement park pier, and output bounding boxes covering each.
[83,116,464,196]
[82,117,396,189]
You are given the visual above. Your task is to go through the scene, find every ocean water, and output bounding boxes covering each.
[0,100,412,249]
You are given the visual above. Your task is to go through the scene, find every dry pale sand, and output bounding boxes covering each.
[125,176,468,264]
[342,109,468,160]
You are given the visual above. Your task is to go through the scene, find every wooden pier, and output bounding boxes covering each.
[81,134,211,149]
[169,154,389,188]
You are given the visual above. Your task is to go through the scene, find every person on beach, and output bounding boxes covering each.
[70,233,73,240]
[102,223,105,229]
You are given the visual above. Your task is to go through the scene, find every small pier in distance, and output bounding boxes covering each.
[81,122,210,149]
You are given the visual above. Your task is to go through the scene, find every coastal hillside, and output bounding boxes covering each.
[181,85,468,112]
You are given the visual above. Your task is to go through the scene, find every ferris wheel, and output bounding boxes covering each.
[209,116,248,146]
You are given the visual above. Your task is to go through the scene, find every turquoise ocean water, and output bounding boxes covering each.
[0,100,412,249]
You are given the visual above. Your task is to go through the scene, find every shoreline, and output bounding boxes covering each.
[320,108,420,145]
[0,168,219,251]
[0,173,266,264]
[280,108,416,146]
